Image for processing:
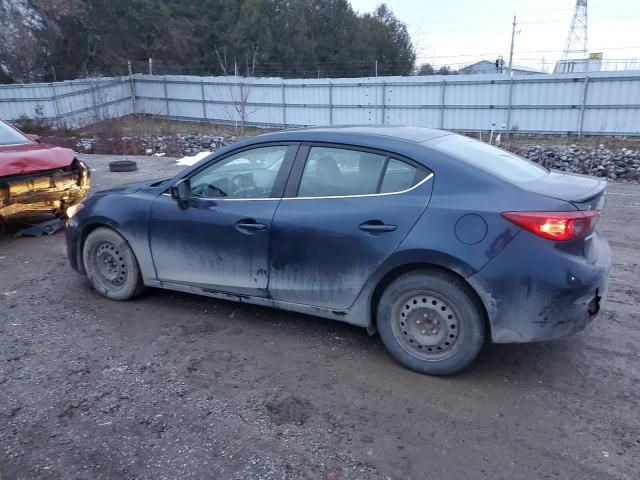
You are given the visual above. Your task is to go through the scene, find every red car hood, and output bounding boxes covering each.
[0,143,76,177]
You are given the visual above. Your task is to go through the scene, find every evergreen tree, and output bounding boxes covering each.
[1,0,417,82]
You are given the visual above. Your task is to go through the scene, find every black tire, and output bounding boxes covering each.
[376,269,485,376]
[109,160,138,172]
[82,227,145,300]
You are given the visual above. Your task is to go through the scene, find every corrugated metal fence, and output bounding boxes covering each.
[1,71,639,135]
[0,76,134,127]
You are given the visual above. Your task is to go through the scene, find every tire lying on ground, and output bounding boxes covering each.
[376,269,486,376]
[108,160,138,172]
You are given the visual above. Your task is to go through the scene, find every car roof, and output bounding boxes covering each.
[253,125,454,144]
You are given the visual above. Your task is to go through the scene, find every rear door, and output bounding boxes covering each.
[268,144,434,310]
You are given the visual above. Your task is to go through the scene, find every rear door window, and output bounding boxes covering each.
[297,146,425,197]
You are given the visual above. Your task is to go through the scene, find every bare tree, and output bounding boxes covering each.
[214,45,259,133]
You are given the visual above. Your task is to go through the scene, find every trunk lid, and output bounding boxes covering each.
[525,169,607,207]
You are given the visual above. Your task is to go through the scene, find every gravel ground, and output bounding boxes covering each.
[1,154,639,480]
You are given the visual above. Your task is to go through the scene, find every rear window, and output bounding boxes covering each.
[433,135,548,183]
[0,121,30,146]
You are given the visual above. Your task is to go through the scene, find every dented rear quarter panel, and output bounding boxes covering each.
[467,229,611,342]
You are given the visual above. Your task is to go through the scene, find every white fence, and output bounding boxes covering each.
[1,71,640,135]
[0,77,134,128]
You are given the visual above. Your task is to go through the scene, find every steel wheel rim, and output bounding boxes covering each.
[391,291,461,361]
[92,241,127,291]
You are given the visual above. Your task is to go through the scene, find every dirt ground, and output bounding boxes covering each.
[1,154,639,480]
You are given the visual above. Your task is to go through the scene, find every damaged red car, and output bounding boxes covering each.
[0,119,90,228]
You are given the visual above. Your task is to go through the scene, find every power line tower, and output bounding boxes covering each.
[561,0,588,61]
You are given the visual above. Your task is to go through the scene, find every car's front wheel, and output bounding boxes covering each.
[82,227,145,300]
[377,270,486,375]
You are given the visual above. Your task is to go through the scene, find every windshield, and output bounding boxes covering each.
[0,121,31,146]
[432,135,548,183]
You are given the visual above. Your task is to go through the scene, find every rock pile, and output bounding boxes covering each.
[503,143,640,182]
[142,133,237,156]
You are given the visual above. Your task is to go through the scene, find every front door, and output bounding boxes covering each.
[269,145,434,310]
[149,144,295,296]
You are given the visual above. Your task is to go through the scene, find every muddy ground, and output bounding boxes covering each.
[1,154,638,480]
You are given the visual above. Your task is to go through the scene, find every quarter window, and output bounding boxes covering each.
[190,146,287,199]
[297,146,423,198]
[380,158,418,193]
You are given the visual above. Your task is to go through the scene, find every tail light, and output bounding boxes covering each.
[501,210,601,241]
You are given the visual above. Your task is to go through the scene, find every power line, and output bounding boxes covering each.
[404,4,637,25]
[414,45,640,61]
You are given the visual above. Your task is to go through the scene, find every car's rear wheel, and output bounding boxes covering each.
[83,227,145,300]
[377,270,485,375]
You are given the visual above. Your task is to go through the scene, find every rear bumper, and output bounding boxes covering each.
[468,231,612,343]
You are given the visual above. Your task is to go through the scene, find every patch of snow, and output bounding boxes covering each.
[176,150,211,166]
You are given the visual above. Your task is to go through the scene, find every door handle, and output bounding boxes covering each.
[235,220,267,232]
[359,221,397,233]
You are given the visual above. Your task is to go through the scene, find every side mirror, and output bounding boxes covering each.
[26,133,41,143]
[170,178,191,209]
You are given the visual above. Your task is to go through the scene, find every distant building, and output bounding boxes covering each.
[459,60,544,75]
[553,53,603,74]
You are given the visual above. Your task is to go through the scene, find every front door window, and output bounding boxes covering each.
[190,145,288,199]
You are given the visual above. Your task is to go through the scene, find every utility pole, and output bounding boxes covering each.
[506,15,517,134]
[507,15,517,77]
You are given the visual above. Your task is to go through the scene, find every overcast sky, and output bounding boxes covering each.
[348,0,640,72]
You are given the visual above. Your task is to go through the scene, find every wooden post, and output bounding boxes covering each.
[127,60,137,115]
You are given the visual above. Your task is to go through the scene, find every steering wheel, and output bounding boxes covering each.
[204,184,228,197]
[192,183,227,198]
[230,174,260,198]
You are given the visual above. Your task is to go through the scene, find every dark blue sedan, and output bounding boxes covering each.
[66,127,611,375]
